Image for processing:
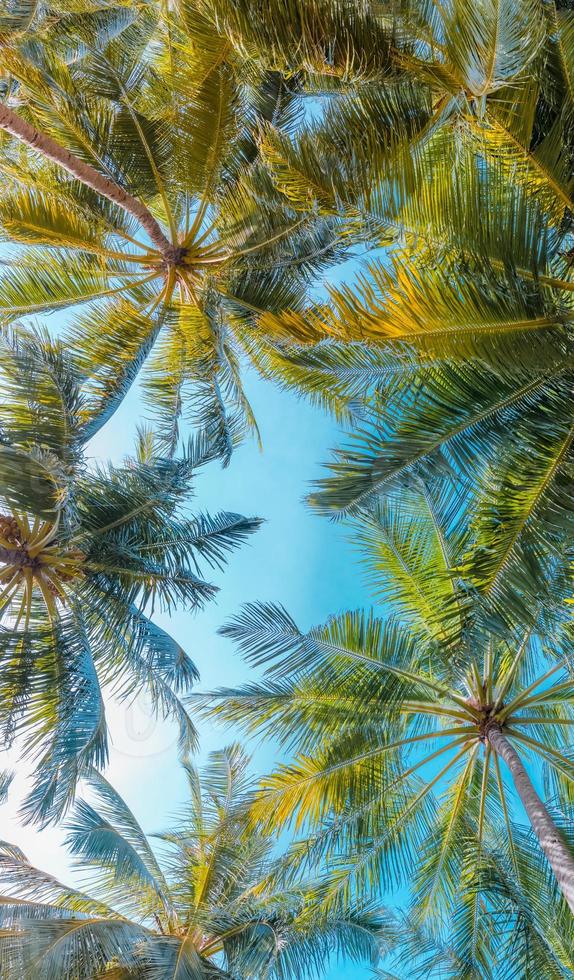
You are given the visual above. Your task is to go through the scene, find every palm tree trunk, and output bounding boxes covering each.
[487,721,574,914]
[0,104,177,262]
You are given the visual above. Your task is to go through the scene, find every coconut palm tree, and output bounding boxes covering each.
[228,0,574,582]
[0,0,346,458]
[0,325,260,825]
[199,476,574,929]
[0,745,392,979]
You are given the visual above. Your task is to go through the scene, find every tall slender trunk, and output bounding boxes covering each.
[487,721,574,914]
[0,103,177,262]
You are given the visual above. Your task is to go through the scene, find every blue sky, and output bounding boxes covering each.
[1,357,382,979]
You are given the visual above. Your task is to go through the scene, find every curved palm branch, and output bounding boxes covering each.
[300,153,574,622]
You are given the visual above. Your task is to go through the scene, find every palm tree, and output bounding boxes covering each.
[0,745,391,978]
[199,476,574,928]
[0,325,260,825]
[0,0,344,457]
[229,0,574,588]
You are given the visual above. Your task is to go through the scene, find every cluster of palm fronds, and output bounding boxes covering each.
[0,0,574,976]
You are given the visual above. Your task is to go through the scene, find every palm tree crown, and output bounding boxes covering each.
[0,326,260,825]
[0,745,391,978]
[200,476,574,966]
[0,0,344,457]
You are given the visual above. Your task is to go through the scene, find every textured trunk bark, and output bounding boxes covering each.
[0,103,177,262]
[487,721,574,915]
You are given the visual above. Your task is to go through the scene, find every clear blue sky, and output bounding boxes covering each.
[1,354,383,978]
